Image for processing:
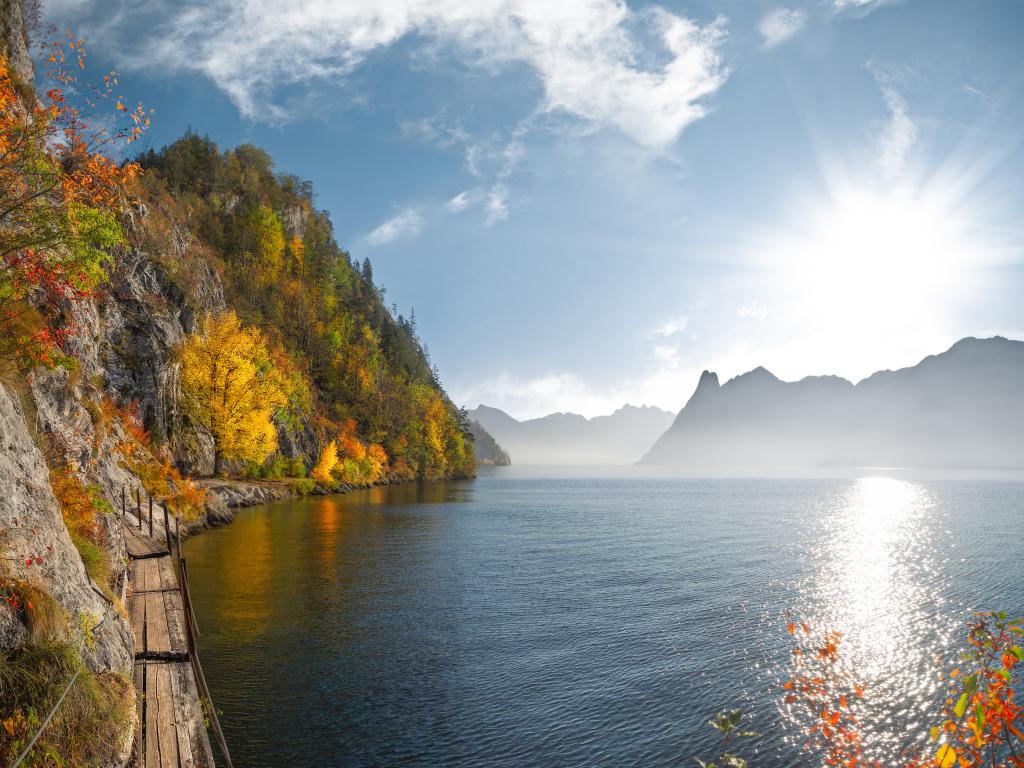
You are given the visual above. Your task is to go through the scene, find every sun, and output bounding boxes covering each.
[748,171,1003,380]
[795,184,968,318]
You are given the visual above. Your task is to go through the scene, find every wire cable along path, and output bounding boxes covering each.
[120,488,234,768]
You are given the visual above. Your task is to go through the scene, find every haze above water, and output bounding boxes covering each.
[183,466,1024,768]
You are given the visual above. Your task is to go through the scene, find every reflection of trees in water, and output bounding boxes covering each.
[363,480,468,507]
[187,481,471,641]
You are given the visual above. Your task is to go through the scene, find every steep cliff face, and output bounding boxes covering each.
[0,383,134,672]
[0,0,135,676]
[0,0,32,86]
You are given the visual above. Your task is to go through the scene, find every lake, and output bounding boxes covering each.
[182,467,1024,767]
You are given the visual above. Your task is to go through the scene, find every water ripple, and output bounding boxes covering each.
[183,472,1024,767]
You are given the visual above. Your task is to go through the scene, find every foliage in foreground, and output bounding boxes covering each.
[700,613,1024,768]
[0,37,146,373]
[0,642,133,768]
[1,528,132,767]
[694,709,760,768]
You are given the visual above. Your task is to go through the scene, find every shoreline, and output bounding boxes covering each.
[186,473,475,534]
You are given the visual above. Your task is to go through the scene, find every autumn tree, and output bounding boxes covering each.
[179,311,286,476]
[0,37,149,367]
[310,440,338,483]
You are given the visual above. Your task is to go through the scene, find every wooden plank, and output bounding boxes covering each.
[132,558,177,593]
[129,560,143,592]
[146,591,171,656]
[159,557,178,591]
[129,594,145,654]
[156,664,181,768]
[124,525,170,560]
[134,660,146,768]
[133,558,158,592]
[163,589,188,658]
[167,663,196,768]
[145,663,160,768]
[129,547,214,767]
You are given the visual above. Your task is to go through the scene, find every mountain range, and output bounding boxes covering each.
[469,404,675,465]
[642,336,1024,470]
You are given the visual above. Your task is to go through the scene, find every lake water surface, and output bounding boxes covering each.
[182,467,1024,767]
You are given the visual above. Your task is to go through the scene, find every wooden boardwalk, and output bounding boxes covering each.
[125,526,170,559]
[123,522,215,768]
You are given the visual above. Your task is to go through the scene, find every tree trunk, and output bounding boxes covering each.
[213,449,223,478]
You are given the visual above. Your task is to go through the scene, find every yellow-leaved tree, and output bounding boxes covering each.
[310,440,338,483]
[179,311,286,476]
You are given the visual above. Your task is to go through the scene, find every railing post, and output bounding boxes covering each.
[148,496,153,536]
[162,502,171,551]
[180,557,193,655]
[178,558,200,637]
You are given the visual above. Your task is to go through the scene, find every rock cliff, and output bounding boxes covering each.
[0,383,134,673]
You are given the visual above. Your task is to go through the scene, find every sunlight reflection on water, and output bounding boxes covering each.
[787,477,956,764]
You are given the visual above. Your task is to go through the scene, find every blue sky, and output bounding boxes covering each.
[49,0,1024,418]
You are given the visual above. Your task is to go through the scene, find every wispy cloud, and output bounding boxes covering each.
[758,9,808,48]
[485,185,509,225]
[446,191,472,213]
[365,208,423,246]
[403,113,529,224]
[83,0,729,150]
[654,315,689,337]
[833,0,893,15]
[869,64,918,182]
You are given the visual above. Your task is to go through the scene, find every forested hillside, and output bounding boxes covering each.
[469,420,511,466]
[135,133,475,482]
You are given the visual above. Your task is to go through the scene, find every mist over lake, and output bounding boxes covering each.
[183,467,1024,768]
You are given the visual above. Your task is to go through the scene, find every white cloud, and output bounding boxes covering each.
[870,65,918,182]
[758,9,807,48]
[446,191,472,213]
[486,185,509,224]
[101,0,729,149]
[654,315,689,337]
[365,208,423,245]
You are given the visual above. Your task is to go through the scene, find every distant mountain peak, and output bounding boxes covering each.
[729,366,780,386]
[696,370,720,391]
[642,335,1024,469]
[614,403,674,416]
[468,402,676,464]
